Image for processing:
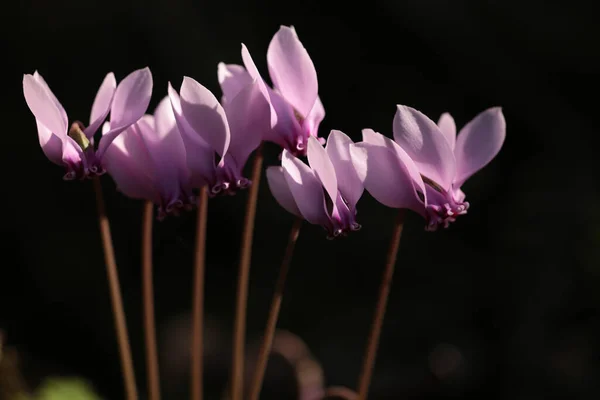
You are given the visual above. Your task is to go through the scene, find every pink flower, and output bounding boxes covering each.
[103,96,195,219]
[267,131,363,238]
[218,25,325,156]
[168,76,270,196]
[23,67,153,180]
[350,105,506,230]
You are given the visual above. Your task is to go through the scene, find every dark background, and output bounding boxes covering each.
[3,0,600,399]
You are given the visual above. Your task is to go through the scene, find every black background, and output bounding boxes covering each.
[2,1,600,399]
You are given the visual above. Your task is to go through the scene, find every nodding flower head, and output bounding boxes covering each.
[267,131,364,238]
[350,105,505,231]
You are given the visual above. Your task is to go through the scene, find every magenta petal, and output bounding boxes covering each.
[217,63,253,105]
[103,124,159,203]
[225,81,271,169]
[307,136,338,205]
[454,107,506,187]
[350,142,426,215]
[266,166,302,217]
[267,26,318,118]
[85,72,116,138]
[179,76,230,157]
[325,130,363,209]
[392,105,455,190]
[361,128,426,195]
[437,112,456,150]
[35,119,63,165]
[167,83,216,187]
[97,67,153,159]
[281,150,329,226]
[23,73,68,142]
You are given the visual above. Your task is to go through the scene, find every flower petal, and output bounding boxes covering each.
[97,67,153,159]
[217,63,253,106]
[84,72,116,138]
[307,136,337,205]
[361,128,426,195]
[266,166,301,217]
[350,142,425,215]
[437,112,456,150]
[179,76,230,157]
[267,25,318,118]
[454,107,506,187]
[305,96,325,137]
[325,130,363,209]
[392,105,455,190]
[167,83,216,187]
[103,123,159,203]
[225,80,271,169]
[23,73,68,141]
[35,119,63,165]
[281,150,330,226]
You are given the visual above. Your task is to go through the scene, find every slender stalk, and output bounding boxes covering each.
[356,209,406,400]
[142,201,160,400]
[93,177,138,400]
[191,187,209,400]
[231,145,264,400]
[248,218,303,400]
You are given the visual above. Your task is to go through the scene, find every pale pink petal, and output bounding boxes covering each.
[241,44,277,127]
[281,150,330,226]
[23,73,68,141]
[97,67,153,159]
[217,63,253,105]
[35,119,63,165]
[225,81,271,169]
[84,72,116,138]
[325,130,363,209]
[350,142,425,215]
[305,96,325,137]
[437,112,456,150]
[454,107,506,187]
[307,136,337,205]
[267,25,318,118]
[266,166,302,217]
[179,76,230,157]
[361,128,426,195]
[393,105,455,190]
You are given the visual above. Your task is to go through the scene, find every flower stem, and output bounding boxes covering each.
[231,145,264,400]
[248,217,303,400]
[142,201,160,400]
[356,209,406,400]
[93,177,138,400]
[191,187,209,400]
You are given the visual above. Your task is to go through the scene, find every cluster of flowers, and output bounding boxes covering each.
[23,26,505,233]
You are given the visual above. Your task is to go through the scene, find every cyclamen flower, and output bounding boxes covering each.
[167,76,270,196]
[267,131,363,238]
[350,105,506,231]
[218,25,325,156]
[103,96,195,219]
[23,68,153,180]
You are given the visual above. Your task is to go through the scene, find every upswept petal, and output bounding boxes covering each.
[281,150,329,226]
[350,142,425,215]
[307,136,337,205]
[392,105,455,190]
[437,112,456,150]
[85,72,116,138]
[179,76,230,157]
[266,166,302,217]
[267,25,318,118]
[454,107,506,187]
[23,73,68,141]
[167,83,215,187]
[325,130,363,209]
[361,128,426,195]
[103,122,159,203]
[35,119,63,165]
[97,67,153,159]
[225,80,271,168]
[305,96,325,137]
[217,63,253,105]
[241,44,277,126]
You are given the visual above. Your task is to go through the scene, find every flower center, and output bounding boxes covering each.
[421,176,469,231]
